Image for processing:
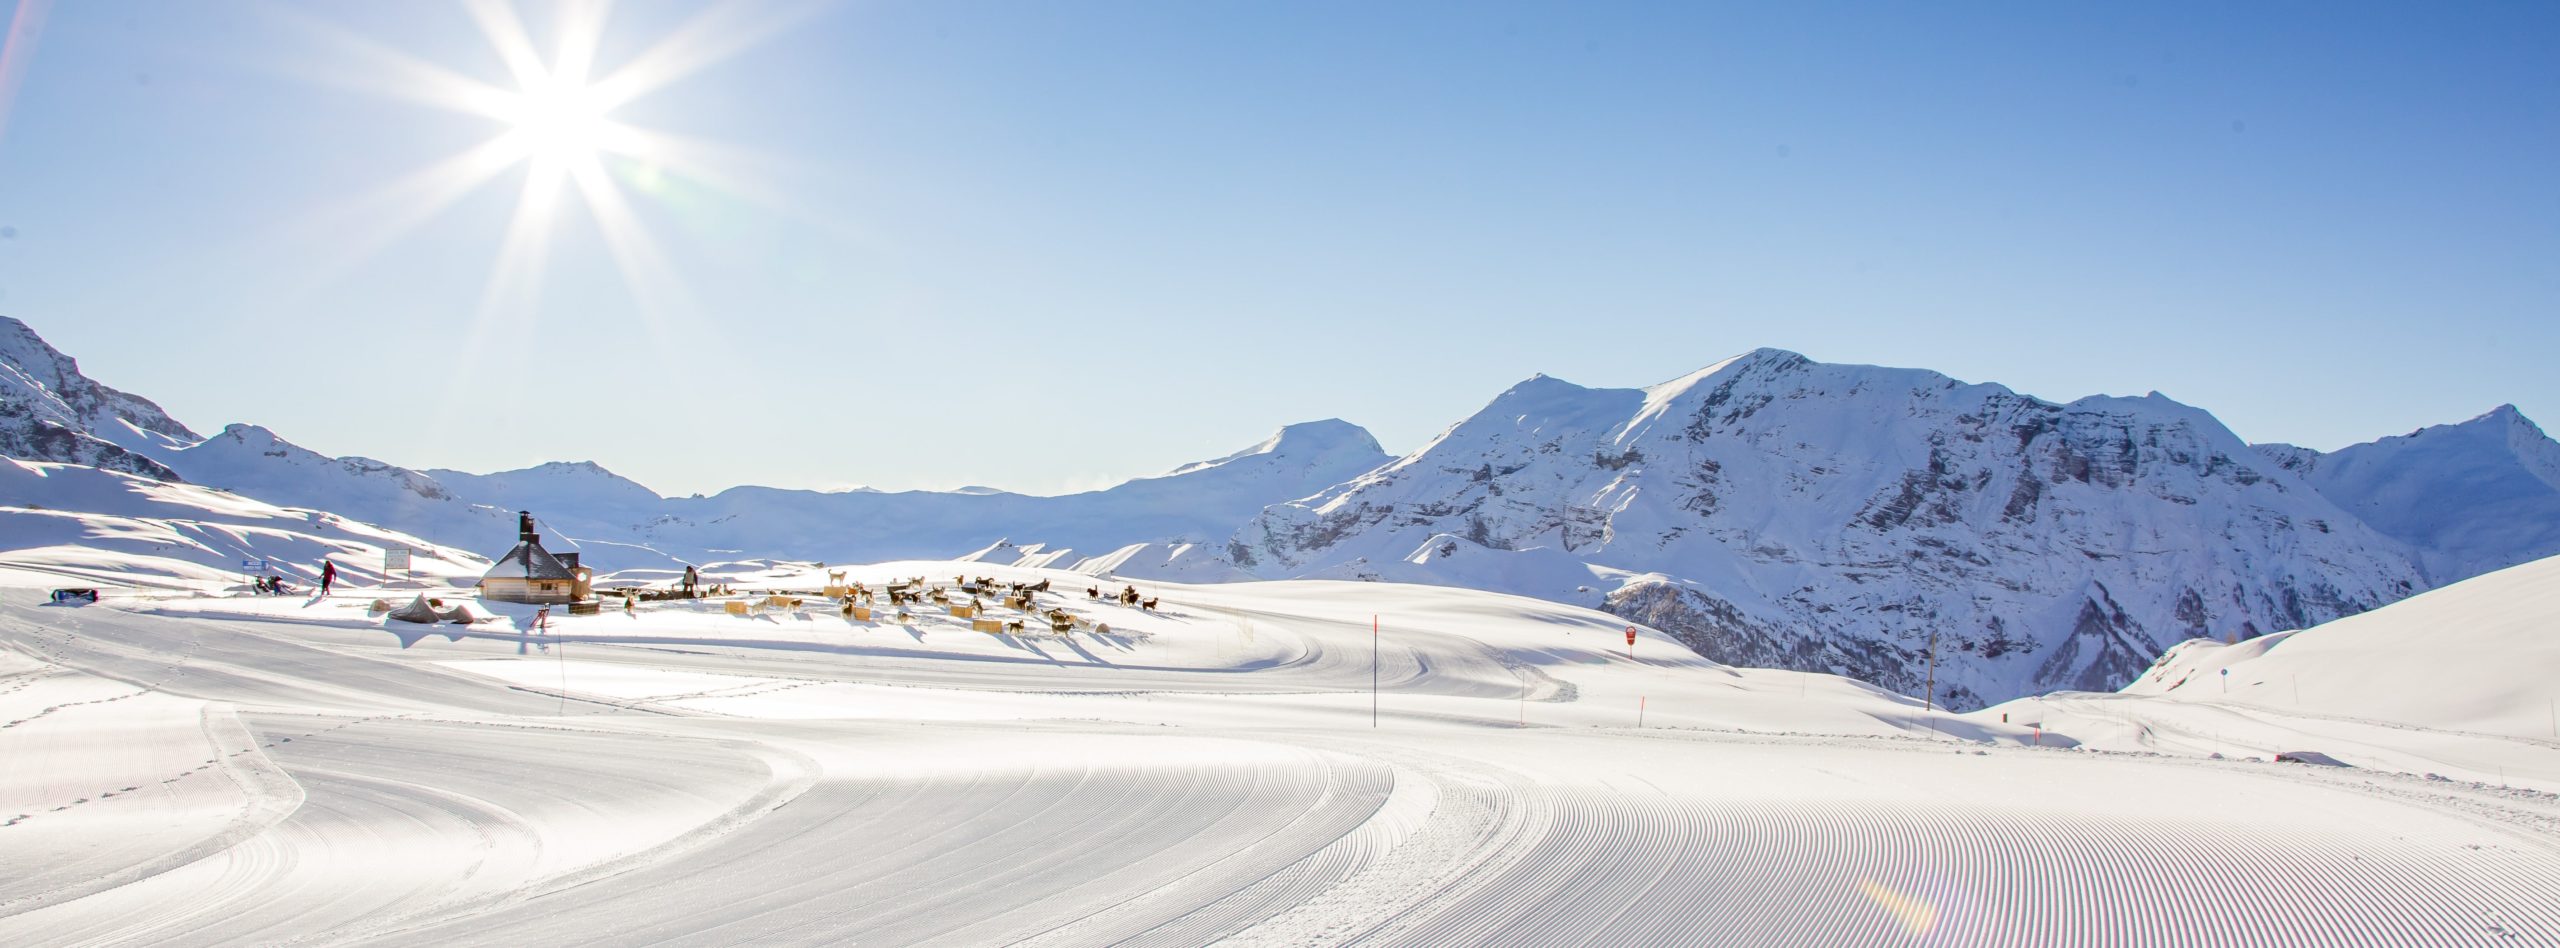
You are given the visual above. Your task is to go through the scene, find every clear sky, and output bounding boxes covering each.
[1,1,2552,497]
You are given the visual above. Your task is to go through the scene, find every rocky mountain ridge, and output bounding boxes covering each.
[0,316,198,480]
[1226,349,2454,708]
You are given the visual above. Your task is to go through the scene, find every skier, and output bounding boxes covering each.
[683,564,700,598]
[319,560,338,596]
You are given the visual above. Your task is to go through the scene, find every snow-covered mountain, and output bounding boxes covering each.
[617,418,1390,567]
[426,460,666,522]
[0,457,486,590]
[141,417,1384,575]
[0,316,1392,572]
[1229,349,2435,709]
[163,423,509,541]
[9,314,2558,710]
[0,316,197,480]
[2258,405,2560,585]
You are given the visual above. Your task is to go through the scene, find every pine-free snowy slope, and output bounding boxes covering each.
[1985,552,2560,791]
[0,459,487,589]
[6,562,2557,945]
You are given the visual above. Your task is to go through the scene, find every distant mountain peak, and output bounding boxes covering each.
[1165,419,1387,478]
[2248,402,2560,586]
[517,459,637,481]
[216,422,286,444]
[1261,418,1383,457]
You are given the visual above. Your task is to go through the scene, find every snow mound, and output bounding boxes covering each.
[2123,552,2560,738]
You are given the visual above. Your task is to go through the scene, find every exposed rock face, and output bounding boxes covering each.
[0,316,197,480]
[1233,349,2427,709]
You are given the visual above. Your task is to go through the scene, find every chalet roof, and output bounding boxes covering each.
[483,537,577,582]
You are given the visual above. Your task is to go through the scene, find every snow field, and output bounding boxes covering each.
[4,561,2559,945]
[1987,554,2560,793]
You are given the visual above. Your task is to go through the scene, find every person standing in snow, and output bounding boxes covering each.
[319,560,338,596]
[683,564,700,598]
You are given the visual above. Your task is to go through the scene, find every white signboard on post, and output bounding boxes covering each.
[383,547,412,572]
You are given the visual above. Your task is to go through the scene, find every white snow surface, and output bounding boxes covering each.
[1987,552,2560,792]
[5,558,2558,945]
[0,459,487,590]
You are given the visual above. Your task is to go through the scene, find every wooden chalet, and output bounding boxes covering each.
[480,511,593,605]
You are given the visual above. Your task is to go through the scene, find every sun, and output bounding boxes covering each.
[501,76,613,170]
[283,0,816,333]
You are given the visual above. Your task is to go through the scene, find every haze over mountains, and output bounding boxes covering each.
[5,314,2555,708]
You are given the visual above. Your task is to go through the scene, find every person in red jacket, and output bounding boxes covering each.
[319,560,338,596]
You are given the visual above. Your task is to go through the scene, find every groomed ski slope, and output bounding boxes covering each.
[5,561,2558,946]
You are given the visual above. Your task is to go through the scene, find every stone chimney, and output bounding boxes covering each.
[518,510,537,544]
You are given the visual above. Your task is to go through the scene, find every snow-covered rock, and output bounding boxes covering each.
[1232,349,2429,709]
[2259,405,2560,585]
[0,316,196,480]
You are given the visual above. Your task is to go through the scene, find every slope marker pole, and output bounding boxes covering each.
[1372,614,1379,728]
[1638,695,1647,729]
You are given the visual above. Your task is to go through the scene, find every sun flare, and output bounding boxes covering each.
[284,0,816,342]
[502,77,612,169]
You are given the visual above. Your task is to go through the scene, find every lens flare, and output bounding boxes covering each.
[262,0,828,420]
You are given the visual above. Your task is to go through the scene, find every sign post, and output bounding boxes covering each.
[1625,625,1636,661]
[383,547,412,585]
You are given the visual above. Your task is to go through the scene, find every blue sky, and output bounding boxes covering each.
[1,1,2552,496]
